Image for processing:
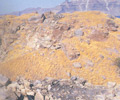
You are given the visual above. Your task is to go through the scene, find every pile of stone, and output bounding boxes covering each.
[0,74,120,100]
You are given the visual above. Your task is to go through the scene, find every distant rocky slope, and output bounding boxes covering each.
[8,0,120,16]
[0,11,120,85]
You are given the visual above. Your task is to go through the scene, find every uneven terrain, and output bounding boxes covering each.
[0,11,120,86]
[1,75,120,100]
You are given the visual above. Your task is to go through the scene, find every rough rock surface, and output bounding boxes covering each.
[0,75,120,100]
[74,29,84,37]
[0,74,10,86]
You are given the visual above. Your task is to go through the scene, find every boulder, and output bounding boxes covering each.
[66,50,80,60]
[0,74,10,86]
[26,91,34,96]
[106,19,119,32]
[20,89,26,96]
[62,44,80,60]
[0,87,17,100]
[71,76,78,81]
[35,91,44,100]
[73,62,82,68]
[7,82,19,92]
[74,29,84,37]
[85,60,94,68]
[107,82,116,88]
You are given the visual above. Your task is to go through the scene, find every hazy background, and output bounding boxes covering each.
[0,0,65,14]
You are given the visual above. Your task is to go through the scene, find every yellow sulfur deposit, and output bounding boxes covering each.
[0,11,120,85]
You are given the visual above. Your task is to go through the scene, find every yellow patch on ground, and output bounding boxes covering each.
[0,11,120,85]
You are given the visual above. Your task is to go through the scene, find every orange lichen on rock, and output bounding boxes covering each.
[0,11,120,85]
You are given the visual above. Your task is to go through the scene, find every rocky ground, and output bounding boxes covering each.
[0,11,120,85]
[0,74,120,100]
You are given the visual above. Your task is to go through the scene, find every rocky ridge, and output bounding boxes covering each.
[1,74,120,100]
